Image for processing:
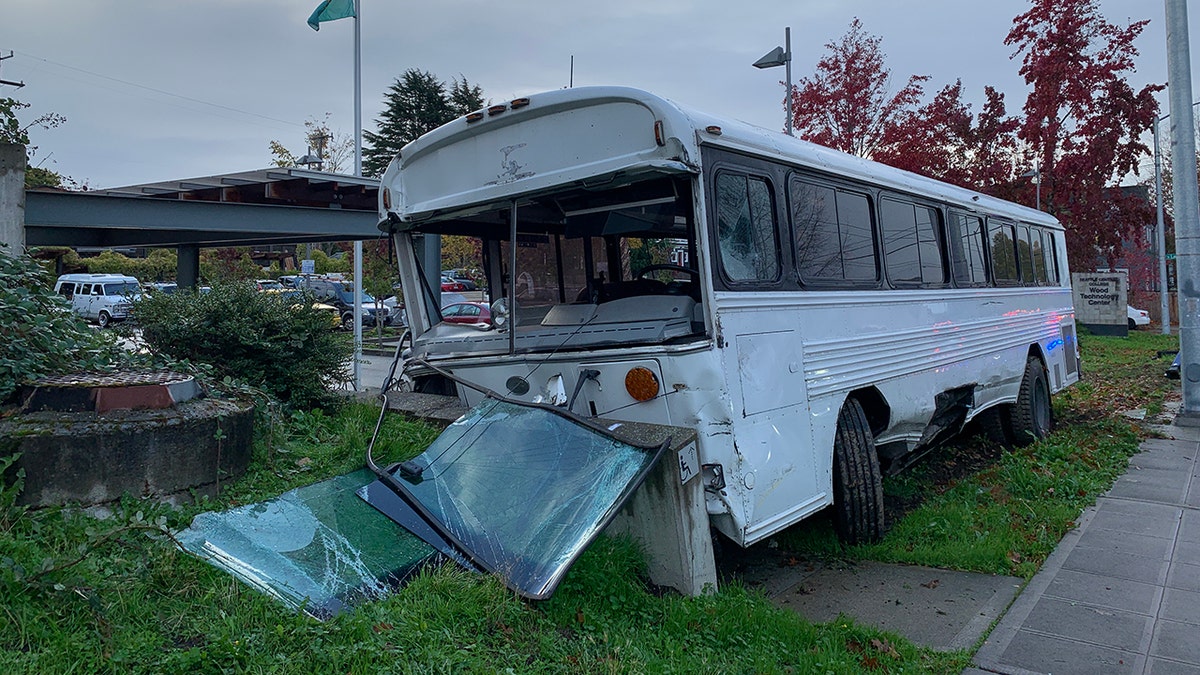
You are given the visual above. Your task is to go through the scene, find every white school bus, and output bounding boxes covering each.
[377,86,1079,546]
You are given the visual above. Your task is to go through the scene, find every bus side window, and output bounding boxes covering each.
[916,206,945,284]
[791,180,840,281]
[1030,227,1048,285]
[948,213,988,286]
[1045,231,1061,284]
[881,198,920,284]
[881,199,945,286]
[714,172,780,283]
[792,179,877,283]
[1017,225,1036,285]
[988,220,1019,285]
[59,283,76,300]
[836,191,877,282]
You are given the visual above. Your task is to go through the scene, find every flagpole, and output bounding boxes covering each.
[352,0,363,391]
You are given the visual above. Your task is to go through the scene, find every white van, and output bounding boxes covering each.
[53,273,142,327]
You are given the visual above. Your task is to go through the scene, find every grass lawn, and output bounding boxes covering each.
[0,331,1178,673]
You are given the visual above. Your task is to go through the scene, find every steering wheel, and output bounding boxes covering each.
[635,264,700,281]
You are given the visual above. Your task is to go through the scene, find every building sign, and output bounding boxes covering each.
[1072,271,1128,336]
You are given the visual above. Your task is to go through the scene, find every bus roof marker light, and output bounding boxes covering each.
[488,104,507,117]
[705,125,722,136]
[465,111,484,123]
[654,120,666,146]
[510,98,530,109]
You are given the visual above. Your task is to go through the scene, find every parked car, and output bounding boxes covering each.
[54,273,141,328]
[440,301,491,325]
[1128,305,1150,330]
[145,282,177,294]
[256,279,283,291]
[267,289,341,329]
[442,269,478,291]
[296,277,393,330]
[381,295,408,327]
[440,275,467,292]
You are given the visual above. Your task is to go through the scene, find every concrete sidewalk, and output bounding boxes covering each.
[970,423,1200,675]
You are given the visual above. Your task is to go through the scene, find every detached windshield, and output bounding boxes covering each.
[359,399,666,599]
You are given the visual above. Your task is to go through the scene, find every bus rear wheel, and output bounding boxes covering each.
[1009,357,1052,446]
[832,398,885,545]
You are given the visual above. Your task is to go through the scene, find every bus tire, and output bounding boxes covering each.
[979,405,1013,447]
[97,310,111,329]
[832,398,885,545]
[1009,357,1052,446]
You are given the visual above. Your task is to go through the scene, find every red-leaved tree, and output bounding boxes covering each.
[790,21,1021,195]
[788,18,929,159]
[875,81,1021,192]
[1006,0,1162,268]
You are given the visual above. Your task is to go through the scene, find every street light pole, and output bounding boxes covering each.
[1154,116,1170,334]
[1021,158,1041,210]
[1166,0,1200,420]
[784,27,792,138]
[753,27,794,137]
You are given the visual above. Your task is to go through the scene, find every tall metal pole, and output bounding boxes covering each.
[784,27,793,138]
[1154,118,1171,334]
[352,0,363,391]
[1166,0,1200,419]
[1034,157,1041,210]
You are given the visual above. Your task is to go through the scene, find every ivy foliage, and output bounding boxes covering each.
[0,245,129,404]
[134,282,353,409]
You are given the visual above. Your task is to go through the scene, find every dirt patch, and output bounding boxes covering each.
[881,421,1005,525]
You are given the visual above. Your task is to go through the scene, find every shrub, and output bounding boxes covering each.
[135,282,352,408]
[0,245,129,403]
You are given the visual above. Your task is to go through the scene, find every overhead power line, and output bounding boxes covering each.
[14,49,303,128]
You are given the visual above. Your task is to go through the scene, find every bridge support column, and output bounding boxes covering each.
[177,245,200,288]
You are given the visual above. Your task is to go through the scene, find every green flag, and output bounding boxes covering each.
[307,0,355,31]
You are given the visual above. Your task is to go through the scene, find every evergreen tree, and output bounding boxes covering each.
[448,77,486,117]
[362,69,486,177]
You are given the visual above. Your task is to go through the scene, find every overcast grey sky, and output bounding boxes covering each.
[2,0,1195,188]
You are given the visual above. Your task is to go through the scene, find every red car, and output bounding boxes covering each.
[440,276,467,292]
[440,301,491,324]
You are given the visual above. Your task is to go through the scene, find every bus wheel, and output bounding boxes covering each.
[1010,357,1052,446]
[832,398,885,545]
[979,405,1013,447]
[97,311,111,328]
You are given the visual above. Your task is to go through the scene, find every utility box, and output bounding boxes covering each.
[1072,271,1128,336]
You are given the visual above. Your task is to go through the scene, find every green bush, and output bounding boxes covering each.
[0,245,129,403]
[134,282,352,408]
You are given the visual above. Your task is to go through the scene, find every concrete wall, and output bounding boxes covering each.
[0,143,25,251]
[608,434,719,596]
[1,398,255,507]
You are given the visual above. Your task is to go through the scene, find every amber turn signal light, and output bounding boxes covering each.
[624,367,660,402]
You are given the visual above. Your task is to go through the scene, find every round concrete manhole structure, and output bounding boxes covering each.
[1,371,254,507]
